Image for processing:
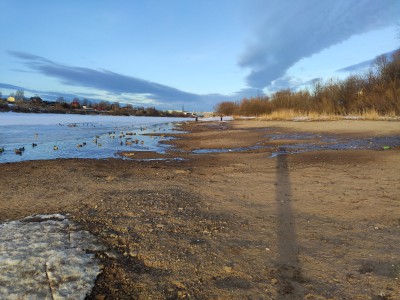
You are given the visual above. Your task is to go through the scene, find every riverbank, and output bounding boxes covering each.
[1,119,399,299]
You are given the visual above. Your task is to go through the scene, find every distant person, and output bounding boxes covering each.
[220,115,223,121]
[195,116,198,122]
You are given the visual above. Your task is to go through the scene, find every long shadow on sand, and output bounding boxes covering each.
[274,150,305,299]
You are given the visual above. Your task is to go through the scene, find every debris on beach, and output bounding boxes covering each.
[0,214,106,299]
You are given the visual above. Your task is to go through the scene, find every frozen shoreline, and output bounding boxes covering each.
[0,111,191,126]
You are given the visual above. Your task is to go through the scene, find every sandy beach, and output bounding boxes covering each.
[1,119,399,299]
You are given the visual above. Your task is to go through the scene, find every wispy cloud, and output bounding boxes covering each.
[0,82,27,91]
[8,51,202,105]
[268,76,305,92]
[337,49,398,73]
[239,0,400,89]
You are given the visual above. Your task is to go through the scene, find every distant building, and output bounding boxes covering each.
[7,96,15,103]
[166,109,192,116]
[82,106,95,111]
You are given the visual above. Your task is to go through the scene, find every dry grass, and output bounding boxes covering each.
[259,109,399,121]
[260,110,338,121]
[359,109,397,120]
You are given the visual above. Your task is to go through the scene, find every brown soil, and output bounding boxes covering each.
[1,120,399,299]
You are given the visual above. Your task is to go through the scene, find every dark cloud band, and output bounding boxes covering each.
[8,51,201,104]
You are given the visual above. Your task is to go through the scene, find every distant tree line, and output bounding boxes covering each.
[0,93,190,117]
[215,48,400,116]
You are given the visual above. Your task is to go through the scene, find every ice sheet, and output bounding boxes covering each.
[0,112,190,163]
[0,112,190,126]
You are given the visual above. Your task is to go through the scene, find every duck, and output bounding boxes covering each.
[32,143,37,148]
[0,147,4,153]
[53,146,59,150]
[14,147,24,155]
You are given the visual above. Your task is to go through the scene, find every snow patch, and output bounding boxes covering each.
[0,214,106,299]
[198,116,234,122]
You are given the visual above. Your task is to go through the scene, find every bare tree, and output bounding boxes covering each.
[56,96,66,103]
[15,90,25,101]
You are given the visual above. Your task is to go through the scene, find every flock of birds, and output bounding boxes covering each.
[0,125,167,157]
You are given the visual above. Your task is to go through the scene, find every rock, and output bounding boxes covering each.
[129,250,139,258]
[171,280,186,289]
[104,252,117,259]
[223,266,232,273]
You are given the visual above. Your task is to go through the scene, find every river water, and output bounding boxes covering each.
[0,112,190,163]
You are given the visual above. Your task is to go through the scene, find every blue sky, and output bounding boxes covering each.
[0,1,399,111]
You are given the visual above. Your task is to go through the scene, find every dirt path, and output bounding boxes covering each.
[1,120,399,299]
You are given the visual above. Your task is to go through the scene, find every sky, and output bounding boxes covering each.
[0,1,399,112]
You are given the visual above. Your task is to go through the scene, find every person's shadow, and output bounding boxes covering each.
[275,148,304,298]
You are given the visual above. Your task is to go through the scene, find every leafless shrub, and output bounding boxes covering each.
[215,48,400,118]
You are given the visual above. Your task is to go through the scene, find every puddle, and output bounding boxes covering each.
[192,145,263,154]
[0,214,106,299]
[269,135,400,157]
[269,132,321,141]
[191,133,400,157]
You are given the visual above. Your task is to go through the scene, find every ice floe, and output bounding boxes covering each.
[0,214,105,299]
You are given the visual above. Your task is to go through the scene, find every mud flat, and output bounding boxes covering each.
[0,119,399,299]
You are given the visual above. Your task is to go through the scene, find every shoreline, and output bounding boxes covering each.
[1,119,399,299]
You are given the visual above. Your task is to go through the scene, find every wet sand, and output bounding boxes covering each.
[1,119,399,299]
